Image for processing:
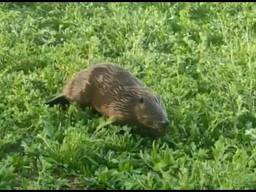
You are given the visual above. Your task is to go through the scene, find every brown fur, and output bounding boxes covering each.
[46,63,170,137]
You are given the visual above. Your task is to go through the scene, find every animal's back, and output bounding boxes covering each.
[86,64,145,118]
[62,63,143,107]
[90,64,143,88]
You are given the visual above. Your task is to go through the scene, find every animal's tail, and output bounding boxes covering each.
[45,95,70,109]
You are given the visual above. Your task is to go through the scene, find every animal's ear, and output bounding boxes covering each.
[139,96,144,104]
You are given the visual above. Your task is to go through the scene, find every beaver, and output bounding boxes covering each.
[45,63,170,137]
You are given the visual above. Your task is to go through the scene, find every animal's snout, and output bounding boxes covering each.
[160,120,169,128]
[156,120,170,129]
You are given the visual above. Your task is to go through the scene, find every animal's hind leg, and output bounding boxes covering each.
[46,69,92,110]
[62,69,93,107]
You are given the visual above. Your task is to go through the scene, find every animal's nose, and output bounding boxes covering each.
[161,120,169,127]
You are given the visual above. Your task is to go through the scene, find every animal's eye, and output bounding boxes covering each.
[139,97,144,103]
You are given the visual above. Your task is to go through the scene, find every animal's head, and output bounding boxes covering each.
[127,88,170,137]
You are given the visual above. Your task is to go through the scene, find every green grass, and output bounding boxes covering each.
[1,2,256,189]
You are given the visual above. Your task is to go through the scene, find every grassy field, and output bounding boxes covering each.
[1,2,256,189]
